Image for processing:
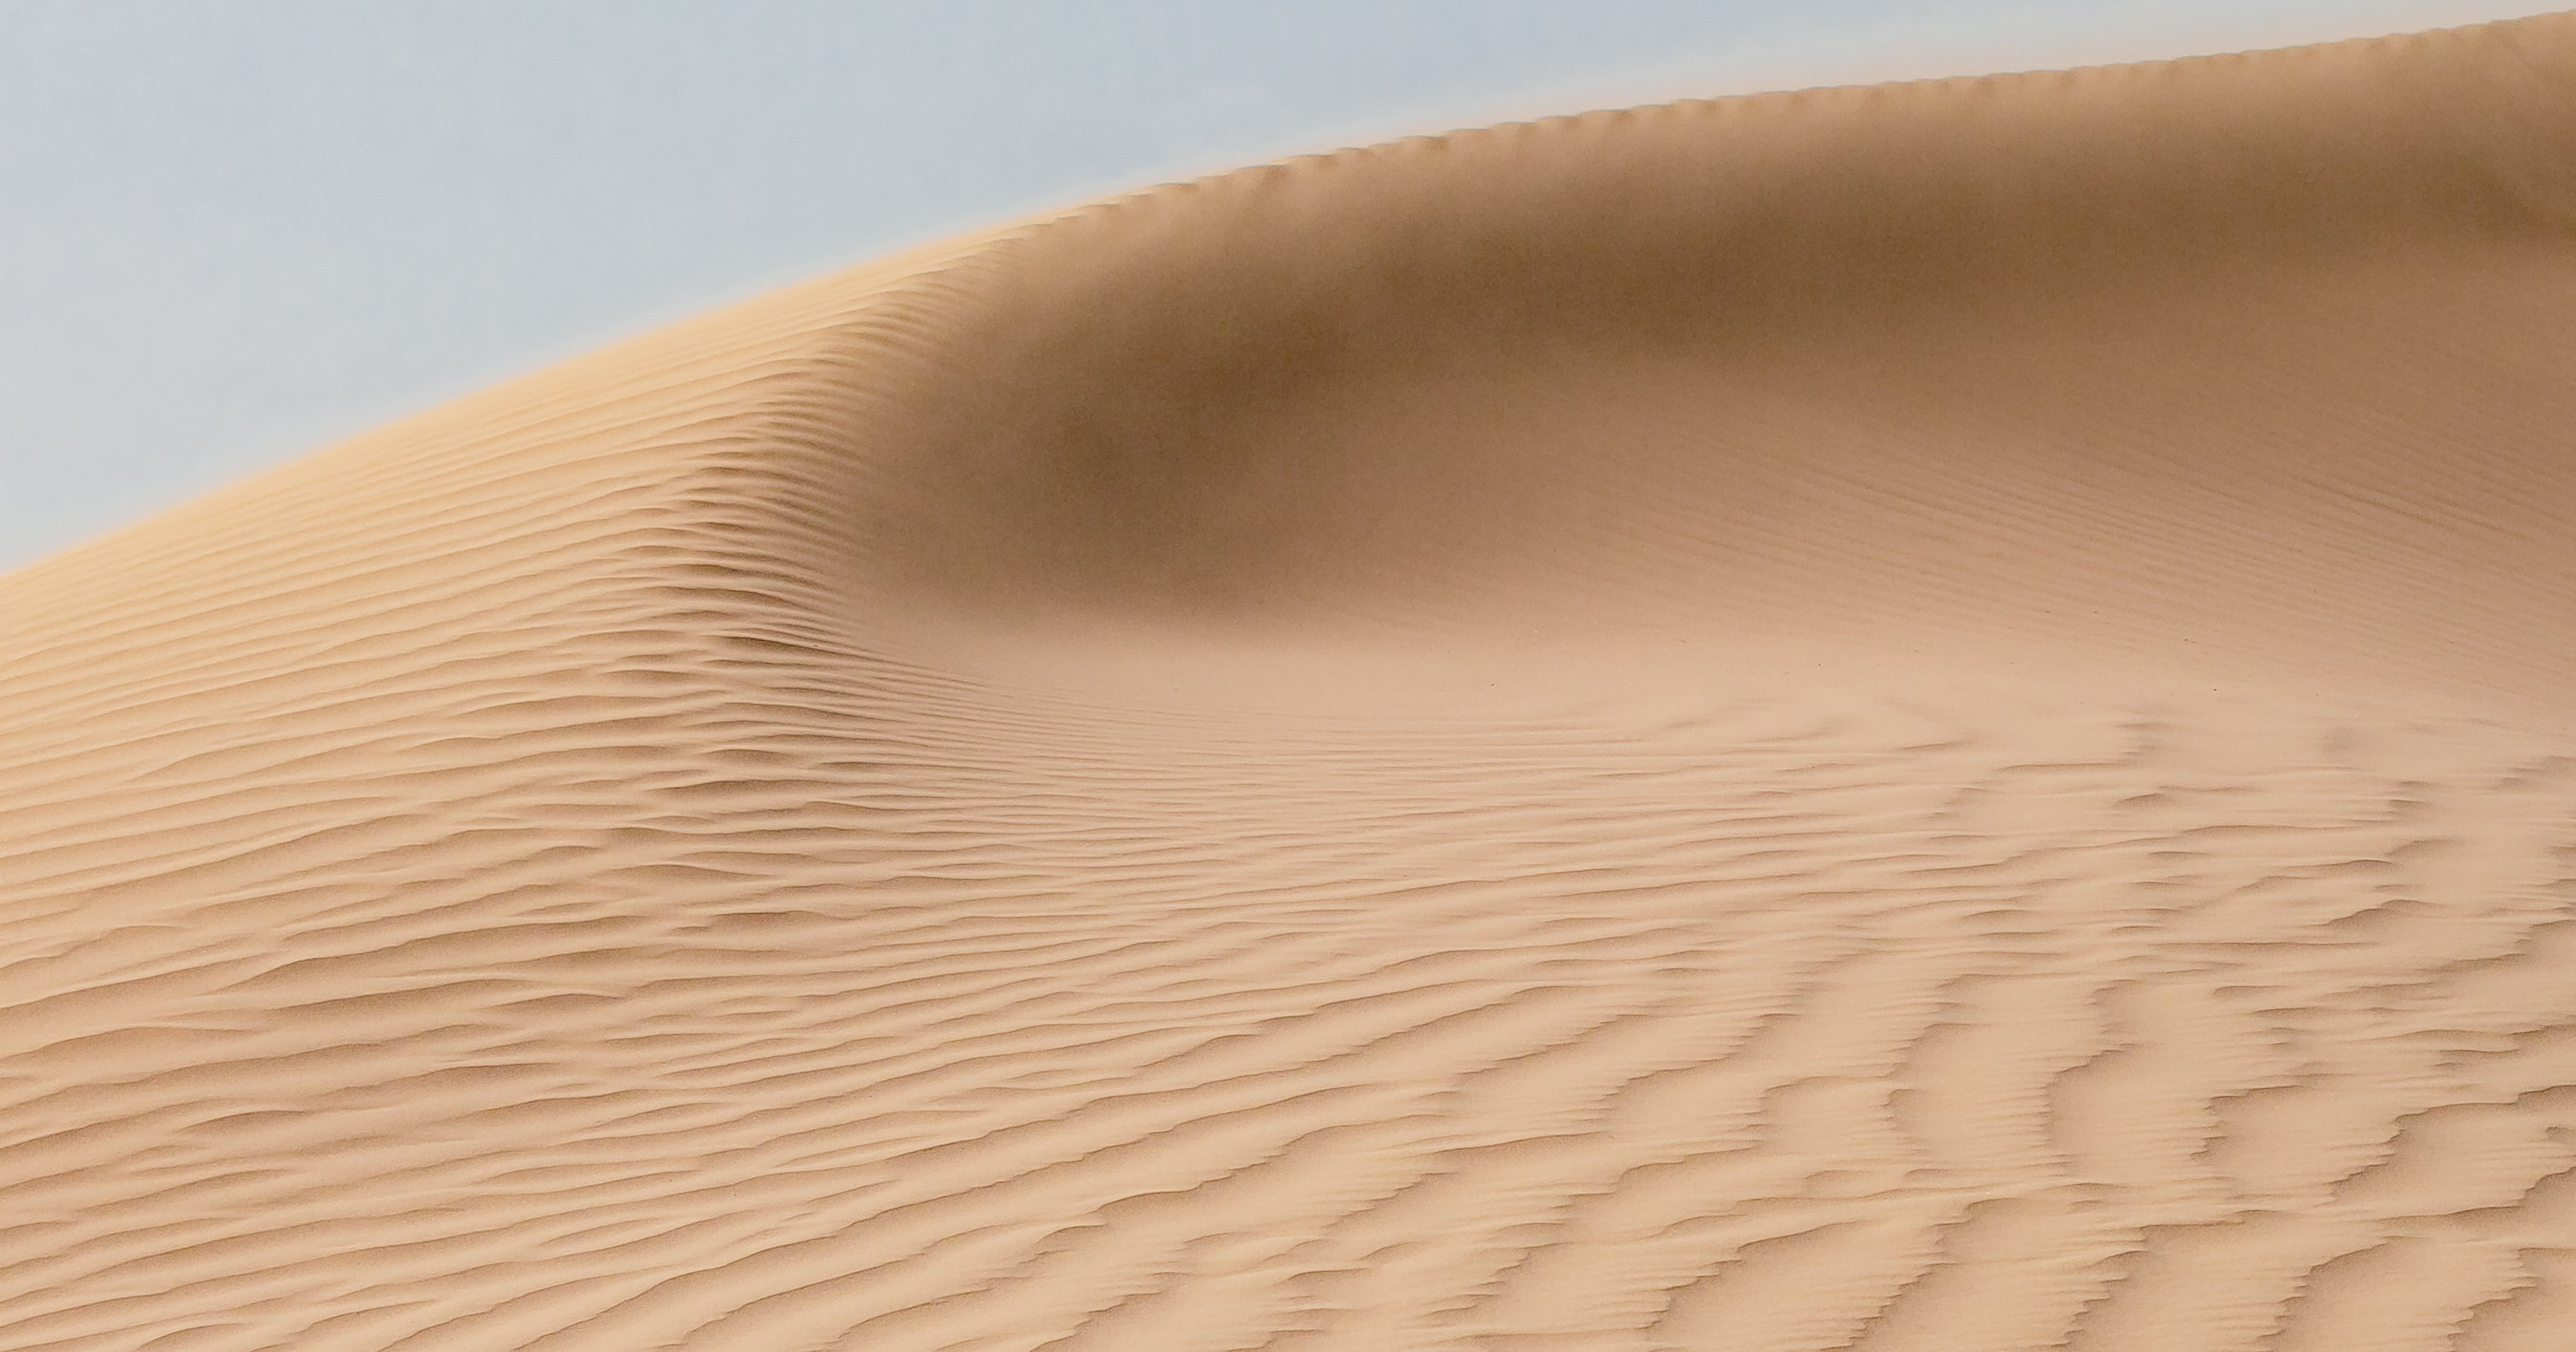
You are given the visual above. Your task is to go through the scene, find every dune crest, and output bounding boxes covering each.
[4,13,2575,1351]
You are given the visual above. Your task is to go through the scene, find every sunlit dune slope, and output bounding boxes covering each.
[3,12,2574,1352]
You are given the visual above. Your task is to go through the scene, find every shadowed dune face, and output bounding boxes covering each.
[799,20,2576,700]
[4,13,2576,1352]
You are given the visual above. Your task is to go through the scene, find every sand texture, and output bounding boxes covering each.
[6,12,2576,1350]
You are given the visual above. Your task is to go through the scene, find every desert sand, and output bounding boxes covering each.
[4,12,2575,1350]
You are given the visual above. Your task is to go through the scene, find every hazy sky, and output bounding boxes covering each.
[0,0,2550,573]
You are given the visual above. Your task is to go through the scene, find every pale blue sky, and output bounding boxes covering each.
[0,1,2548,572]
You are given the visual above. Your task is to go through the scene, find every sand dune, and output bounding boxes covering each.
[6,12,2576,1350]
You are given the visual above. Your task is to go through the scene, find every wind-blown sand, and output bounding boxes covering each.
[6,12,2576,1350]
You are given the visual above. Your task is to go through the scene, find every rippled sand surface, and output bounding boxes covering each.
[4,12,2575,1350]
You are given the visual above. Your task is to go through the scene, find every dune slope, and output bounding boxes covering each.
[4,12,2576,1351]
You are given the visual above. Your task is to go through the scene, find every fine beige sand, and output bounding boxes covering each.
[6,12,2576,1351]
